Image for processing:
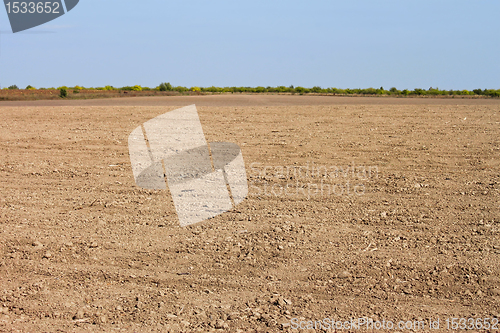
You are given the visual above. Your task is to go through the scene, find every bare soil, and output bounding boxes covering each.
[1,95,499,332]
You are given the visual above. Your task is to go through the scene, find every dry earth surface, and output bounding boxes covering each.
[1,95,500,332]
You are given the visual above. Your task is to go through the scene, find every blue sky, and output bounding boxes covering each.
[1,0,499,90]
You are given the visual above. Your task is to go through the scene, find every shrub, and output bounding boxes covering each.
[132,85,142,91]
[8,85,19,90]
[158,82,173,91]
[427,88,443,96]
[295,86,306,94]
[206,86,222,93]
[26,85,36,90]
[311,86,322,93]
[120,86,134,91]
[174,86,188,93]
[190,86,201,92]
[59,87,67,98]
[389,87,399,94]
[484,89,500,97]
[362,88,377,95]
[104,85,115,91]
[412,88,425,95]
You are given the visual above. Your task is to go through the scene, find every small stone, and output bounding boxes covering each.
[74,309,85,320]
[228,312,239,320]
[32,241,43,248]
[215,320,228,329]
[166,314,178,319]
[99,315,107,324]
[43,251,52,259]
[89,242,98,248]
[338,271,351,278]
[380,212,387,218]
[491,288,500,296]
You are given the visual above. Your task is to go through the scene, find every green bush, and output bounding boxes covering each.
[59,87,67,98]
[174,86,188,93]
[205,86,222,93]
[412,88,425,95]
[295,86,306,94]
[26,85,36,90]
[158,82,173,91]
[8,85,19,90]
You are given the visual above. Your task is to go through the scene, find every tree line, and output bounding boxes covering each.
[4,84,500,97]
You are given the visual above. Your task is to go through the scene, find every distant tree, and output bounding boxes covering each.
[158,82,173,91]
[295,86,306,94]
[412,88,425,95]
[59,87,67,98]
[311,86,322,93]
[174,86,188,93]
[8,85,19,90]
[25,85,36,90]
